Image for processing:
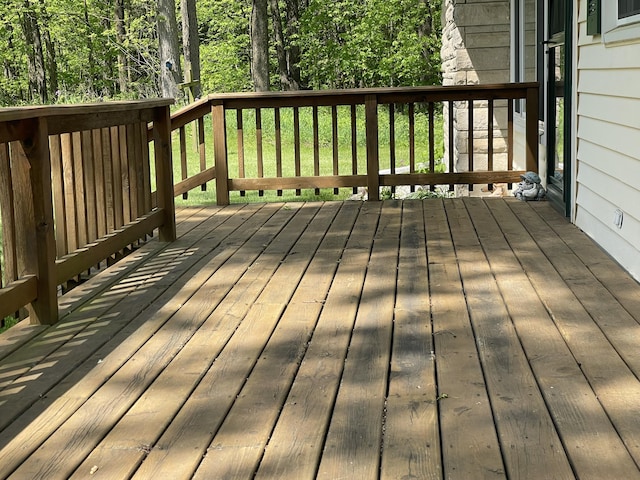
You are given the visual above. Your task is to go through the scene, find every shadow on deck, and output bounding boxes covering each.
[1,198,640,480]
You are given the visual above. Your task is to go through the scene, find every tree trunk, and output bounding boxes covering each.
[115,0,127,94]
[250,0,269,92]
[3,24,20,98]
[83,0,95,95]
[269,0,292,90]
[39,0,58,98]
[157,0,183,99]
[20,0,47,103]
[180,0,201,98]
[284,0,302,89]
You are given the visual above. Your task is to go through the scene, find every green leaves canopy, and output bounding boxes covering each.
[0,0,441,105]
[297,0,441,89]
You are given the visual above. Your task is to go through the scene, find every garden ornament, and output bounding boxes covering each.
[513,171,546,201]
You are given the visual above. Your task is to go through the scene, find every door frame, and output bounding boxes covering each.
[543,0,574,217]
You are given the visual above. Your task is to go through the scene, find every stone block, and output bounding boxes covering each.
[465,69,510,84]
[466,31,511,48]
[454,3,510,26]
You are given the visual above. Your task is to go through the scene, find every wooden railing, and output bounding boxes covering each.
[0,84,539,326]
[0,100,176,325]
[169,83,539,204]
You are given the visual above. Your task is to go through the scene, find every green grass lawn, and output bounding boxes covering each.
[171,105,445,206]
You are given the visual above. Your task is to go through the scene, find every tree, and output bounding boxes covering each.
[115,0,127,94]
[20,0,47,102]
[157,0,183,98]
[198,0,251,93]
[296,0,441,89]
[181,0,201,98]
[0,0,444,104]
[269,0,300,90]
[250,0,269,91]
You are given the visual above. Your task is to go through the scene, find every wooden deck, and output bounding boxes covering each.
[1,198,640,479]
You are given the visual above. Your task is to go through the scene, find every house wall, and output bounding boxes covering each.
[574,0,640,281]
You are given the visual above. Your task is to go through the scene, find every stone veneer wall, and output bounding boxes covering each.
[441,0,512,195]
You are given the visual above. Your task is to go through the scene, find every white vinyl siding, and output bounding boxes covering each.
[575,0,640,281]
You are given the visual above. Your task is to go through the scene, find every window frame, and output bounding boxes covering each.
[603,2,640,43]
[618,0,640,22]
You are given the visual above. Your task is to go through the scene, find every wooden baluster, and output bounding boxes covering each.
[488,99,494,191]
[448,100,454,191]
[275,107,283,196]
[133,123,146,220]
[365,95,379,201]
[120,125,133,226]
[294,107,301,196]
[332,105,339,195]
[408,103,415,193]
[351,104,358,195]
[60,133,78,252]
[140,122,152,216]
[72,131,88,247]
[313,106,320,196]
[0,143,17,290]
[389,103,396,196]
[83,130,98,244]
[92,129,107,240]
[101,128,115,235]
[508,99,514,189]
[179,126,188,199]
[237,109,245,197]
[111,126,124,231]
[468,100,474,191]
[429,102,435,192]
[198,116,206,191]
[256,108,264,196]
[49,134,67,257]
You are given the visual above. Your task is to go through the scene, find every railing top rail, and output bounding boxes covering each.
[0,99,173,123]
[205,82,540,109]
[0,99,174,142]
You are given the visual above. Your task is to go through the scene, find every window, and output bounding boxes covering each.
[549,0,566,40]
[603,0,640,43]
[619,0,640,19]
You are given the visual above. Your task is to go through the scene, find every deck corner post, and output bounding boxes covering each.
[153,105,177,242]
[21,117,58,325]
[212,102,230,206]
[365,94,380,201]
[525,85,540,173]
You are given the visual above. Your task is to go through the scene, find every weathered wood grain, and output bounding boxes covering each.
[0,199,639,480]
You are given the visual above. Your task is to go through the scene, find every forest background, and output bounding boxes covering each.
[0,0,442,106]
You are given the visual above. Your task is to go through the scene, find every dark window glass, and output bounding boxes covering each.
[549,0,566,36]
[619,0,640,19]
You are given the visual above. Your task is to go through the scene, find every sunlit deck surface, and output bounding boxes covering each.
[2,198,640,479]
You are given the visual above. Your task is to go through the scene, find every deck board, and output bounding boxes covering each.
[2,198,640,479]
[380,201,439,480]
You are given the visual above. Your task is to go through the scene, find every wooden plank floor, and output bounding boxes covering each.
[1,198,640,479]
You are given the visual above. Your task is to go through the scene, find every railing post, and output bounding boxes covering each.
[212,102,230,206]
[20,117,58,325]
[525,85,539,173]
[153,105,177,242]
[365,94,380,201]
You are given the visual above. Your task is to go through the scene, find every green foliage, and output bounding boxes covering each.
[297,0,441,89]
[170,105,445,206]
[0,0,443,103]
[198,0,252,93]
